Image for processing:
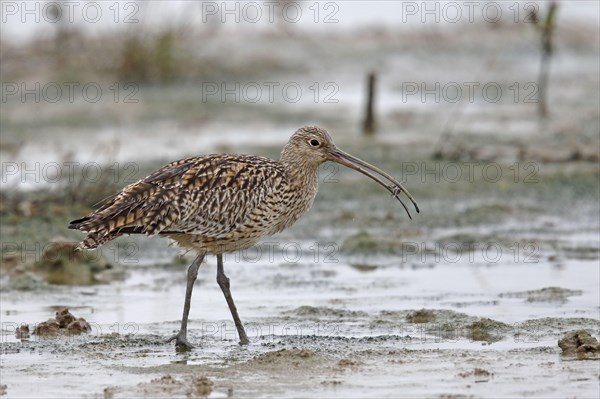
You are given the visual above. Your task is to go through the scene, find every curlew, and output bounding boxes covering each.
[69,126,419,350]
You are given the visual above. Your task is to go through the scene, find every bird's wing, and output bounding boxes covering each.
[69,155,286,248]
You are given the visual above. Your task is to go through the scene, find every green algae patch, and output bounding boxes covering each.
[341,231,405,254]
[349,263,379,272]
[499,287,583,303]
[34,240,117,285]
[467,318,511,343]
[406,309,436,324]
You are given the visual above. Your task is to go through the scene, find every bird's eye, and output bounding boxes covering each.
[309,139,320,147]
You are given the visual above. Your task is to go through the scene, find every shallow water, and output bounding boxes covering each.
[2,240,599,397]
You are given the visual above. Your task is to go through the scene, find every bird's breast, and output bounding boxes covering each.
[168,166,319,254]
[268,178,319,233]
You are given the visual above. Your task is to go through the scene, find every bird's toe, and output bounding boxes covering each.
[167,333,195,352]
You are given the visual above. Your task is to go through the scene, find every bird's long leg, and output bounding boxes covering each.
[216,254,249,345]
[167,252,205,351]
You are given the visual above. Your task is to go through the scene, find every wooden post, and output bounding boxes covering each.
[536,1,558,118]
[363,72,377,135]
[51,3,68,69]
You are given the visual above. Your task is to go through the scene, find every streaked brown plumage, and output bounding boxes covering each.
[70,154,312,253]
[69,126,419,350]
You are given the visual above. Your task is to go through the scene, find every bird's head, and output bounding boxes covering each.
[281,126,420,219]
[281,126,337,165]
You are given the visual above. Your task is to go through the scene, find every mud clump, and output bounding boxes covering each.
[254,348,313,362]
[458,368,493,382]
[467,318,509,343]
[67,318,92,334]
[103,387,117,399]
[337,358,361,368]
[191,376,213,397]
[241,347,325,375]
[558,330,600,360]
[56,307,77,327]
[15,325,30,340]
[33,308,90,336]
[151,375,179,385]
[33,319,61,336]
[140,375,182,396]
[139,374,213,397]
[0,384,7,396]
[406,309,436,323]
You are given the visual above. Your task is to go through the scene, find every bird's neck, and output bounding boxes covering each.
[280,155,320,191]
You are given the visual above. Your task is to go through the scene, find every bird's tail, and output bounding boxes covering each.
[69,182,183,249]
[68,202,146,250]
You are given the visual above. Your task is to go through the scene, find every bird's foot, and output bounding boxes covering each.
[167,332,194,352]
[239,335,250,346]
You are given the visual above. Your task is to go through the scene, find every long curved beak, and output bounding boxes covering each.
[329,148,420,219]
